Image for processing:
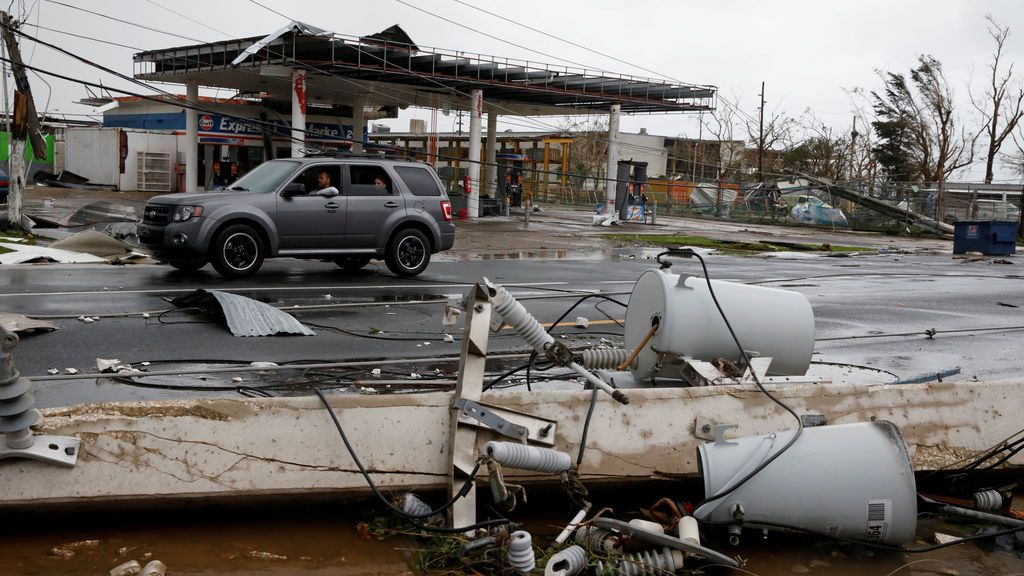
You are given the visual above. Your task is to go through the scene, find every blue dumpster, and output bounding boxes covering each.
[952,220,1018,255]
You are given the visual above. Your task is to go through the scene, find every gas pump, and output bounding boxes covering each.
[616,160,648,221]
[496,153,526,208]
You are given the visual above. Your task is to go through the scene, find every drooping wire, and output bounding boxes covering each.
[311,388,507,533]
[658,249,804,514]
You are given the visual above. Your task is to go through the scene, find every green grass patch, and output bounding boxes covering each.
[602,233,870,254]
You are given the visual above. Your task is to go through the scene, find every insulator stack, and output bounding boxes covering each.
[0,328,41,449]
[581,348,629,370]
[490,282,554,353]
[573,525,621,553]
[595,547,684,576]
[484,441,572,473]
[544,544,587,576]
[507,530,536,575]
[972,489,1003,511]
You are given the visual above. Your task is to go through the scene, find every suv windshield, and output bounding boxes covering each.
[227,160,300,193]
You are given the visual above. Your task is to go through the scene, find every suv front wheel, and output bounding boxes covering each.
[210,224,265,278]
[385,228,430,277]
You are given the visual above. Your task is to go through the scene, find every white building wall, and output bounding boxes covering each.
[617,133,667,177]
[120,131,179,191]
[65,128,122,187]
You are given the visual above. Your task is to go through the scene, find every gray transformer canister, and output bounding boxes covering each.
[694,420,918,545]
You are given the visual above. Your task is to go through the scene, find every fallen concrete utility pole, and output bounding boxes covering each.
[0,12,48,233]
[800,174,955,235]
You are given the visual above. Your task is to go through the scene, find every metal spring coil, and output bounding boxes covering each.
[491,283,554,353]
[507,530,536,575]
[573,525,621,553]
[595,547,683,576]
[484,441,572,473]
[581,348,630,370]
[544,544,588,576]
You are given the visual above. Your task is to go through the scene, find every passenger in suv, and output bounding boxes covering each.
[137,156,456,278]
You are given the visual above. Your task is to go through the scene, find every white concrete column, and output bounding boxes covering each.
[291,68,307,158]
[185,80,199,193]
[605,103,621,211]
[484,110,497,198]
[467,89,483,220]
[351,96,366,153]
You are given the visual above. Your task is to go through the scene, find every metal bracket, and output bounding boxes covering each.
[695,418,739,445]
[453,398,557,446]
[0,434,81,467]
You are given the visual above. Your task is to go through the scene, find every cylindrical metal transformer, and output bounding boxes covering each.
[624,269,814,378]
[694,421,918,545]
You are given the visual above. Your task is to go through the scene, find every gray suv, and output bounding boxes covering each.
[137,156,456,278]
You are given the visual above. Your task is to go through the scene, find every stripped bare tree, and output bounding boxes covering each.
[971,15,1024,184]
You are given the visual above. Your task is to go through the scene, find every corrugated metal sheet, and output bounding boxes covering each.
[170,290,315,337]
[65,128,121,187]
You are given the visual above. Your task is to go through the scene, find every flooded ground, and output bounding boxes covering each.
[3,486,1021,575]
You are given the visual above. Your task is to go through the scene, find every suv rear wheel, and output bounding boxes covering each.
[385,228,430,277]
[210,224,264,278]
[334,256,372,272]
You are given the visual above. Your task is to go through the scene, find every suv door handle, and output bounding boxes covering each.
[324,202,340,210]
[384,201,400,208]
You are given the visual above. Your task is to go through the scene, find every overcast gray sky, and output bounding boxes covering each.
[16,0,1024,181]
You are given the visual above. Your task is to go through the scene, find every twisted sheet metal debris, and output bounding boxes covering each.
[170,289,315,337]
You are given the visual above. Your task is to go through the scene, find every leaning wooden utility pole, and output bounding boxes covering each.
[1,12,47,232]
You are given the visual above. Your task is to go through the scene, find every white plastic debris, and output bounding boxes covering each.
[140,362,151,367]
[443,334,455,343]
[96,358,122,373]
[142,313,150,319]
[231,377,243,383]
[359,387,378,394]
[423,341,430,346]
[108,559,141,576]
[410,372,422,379]
[575,316,590,328]
[81,317,94,324]
[46,368,59,375]
[249,361,279,368]
[65,368,78,375]
[324,294,332,299]
[92,316,101,321]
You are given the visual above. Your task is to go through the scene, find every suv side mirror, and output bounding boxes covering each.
[281,183,306,197]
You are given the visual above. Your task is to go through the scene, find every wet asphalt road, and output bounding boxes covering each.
[2,250,1023,408]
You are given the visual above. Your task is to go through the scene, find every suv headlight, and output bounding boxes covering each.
[172,205,204,222]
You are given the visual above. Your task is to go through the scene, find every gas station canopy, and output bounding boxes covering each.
[133,22,716,116]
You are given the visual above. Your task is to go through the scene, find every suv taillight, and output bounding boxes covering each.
[441,200,453,221]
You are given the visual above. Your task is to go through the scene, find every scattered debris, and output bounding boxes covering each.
[169,289,315,337]
[246,551,288,561]
[139,560,167,576]
[64,368,78,375]
[108,559,142,576]
[935,532,962,545]
[992,259,1014,265]
[891,366,961,385]
[370,368,381,377]
[575,316,589,328]
[46,368,59,375]
[142,312,151,319]
[0,312,57,334]
[443,334,455,343]
[998,302,1019,308]
[49,230,147,262]
[231,377,243,383]
[48,547,75,559]
[0,242,107,265]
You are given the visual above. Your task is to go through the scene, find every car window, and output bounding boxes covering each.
[291,165,341,195]
[347,164,392,197]
[394,166,442,197]
[229,160,299,193]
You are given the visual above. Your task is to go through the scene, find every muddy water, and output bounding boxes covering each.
[4,490,1022,575]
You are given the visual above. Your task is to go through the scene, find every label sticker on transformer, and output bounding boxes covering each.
[865,499,891,541]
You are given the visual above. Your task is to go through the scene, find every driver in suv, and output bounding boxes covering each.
[137,156,455,278]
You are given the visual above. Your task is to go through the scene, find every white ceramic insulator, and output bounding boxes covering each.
[544,545,587,576]
[574,525,621,553]
[581,348,629,370]
[484,441,572,473]
[491,283,554,354]
[596,547,684,576]
[973,489,1003,511]
[507,530,536,575]
[678,515,700,547]
[401,493,432,517]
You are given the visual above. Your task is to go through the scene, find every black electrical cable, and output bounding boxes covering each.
[659,250,805,514]
[576,386,600,468]
[311,388,507,533]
